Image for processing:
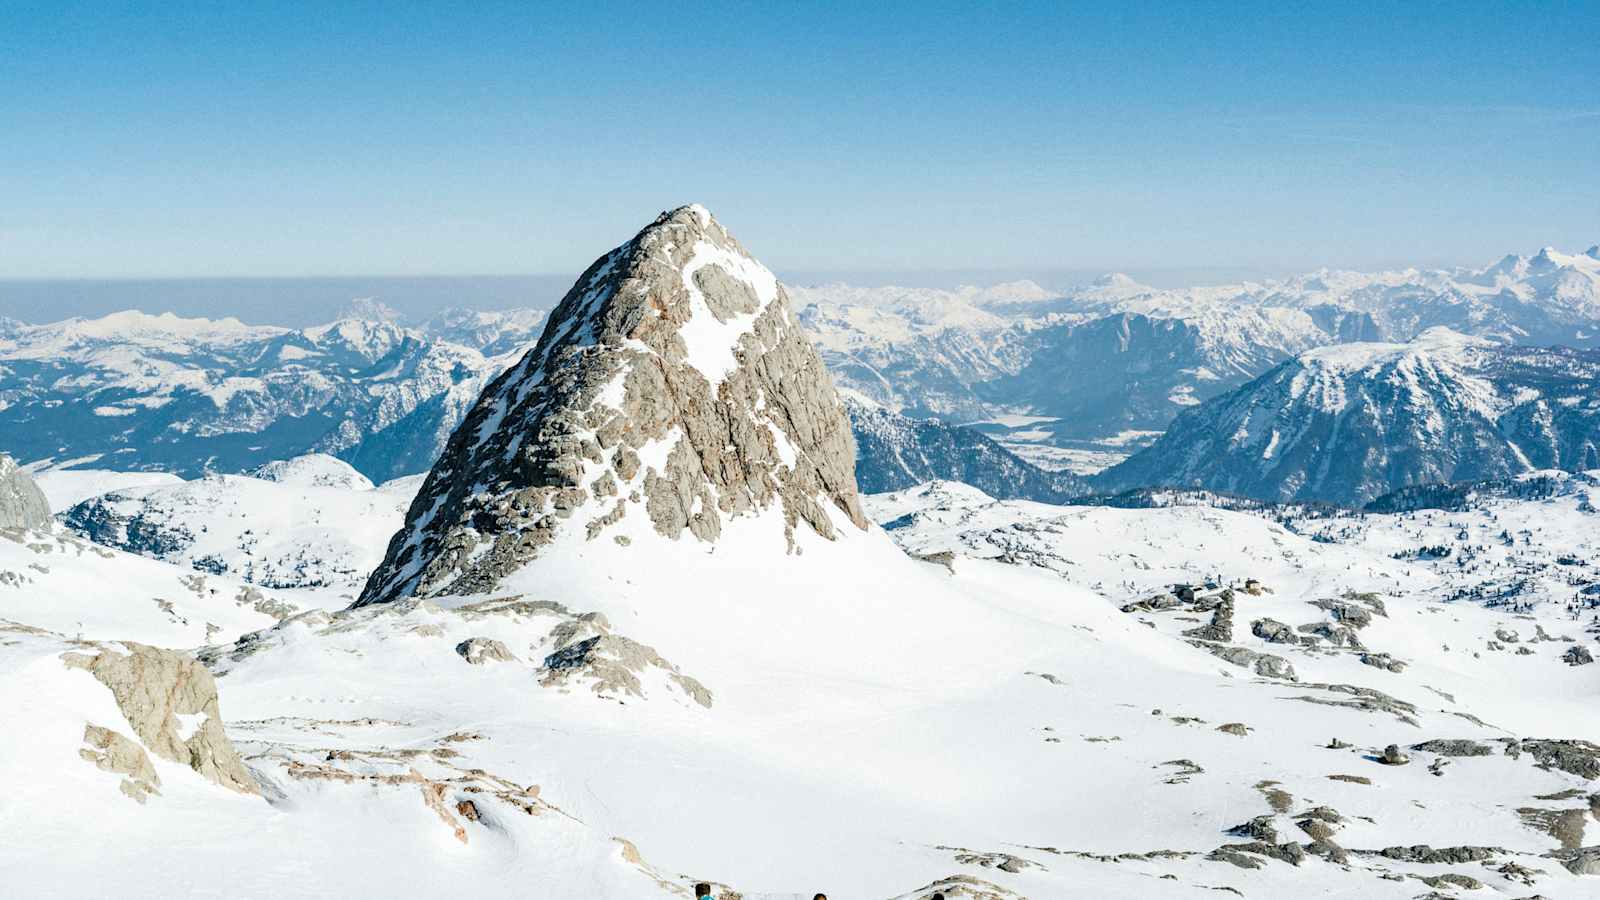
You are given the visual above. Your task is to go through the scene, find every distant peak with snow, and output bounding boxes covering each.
[337,297,404,322]
[1295,326,1496,373]
[1091,272,1145,290]
[356,205,870,606]
[1100,329,1600,505]
[249,453,376,490]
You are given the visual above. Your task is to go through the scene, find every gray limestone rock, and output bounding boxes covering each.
[357,206,868,606]
[79,723,161,803]
[1226,815,1279,842]
[1515,739,1600,780]
[1291,683,1419,726]
[1359,652,1408,673]
[1209,840,1306,867]
[1251,617,1297,644]
[1121,594,1181,613]
[1565,846,1600,875]
[1183,592,1235,642]
[1371,845,1503,864]
[455,637,517,665]
[1190,640,1298,681]
[0,453,50,531]
[1310,598,1374,629]
[540,634,713,708]
[1411,739,1492,757]
[61,642,258,795]
[1297,621,1365,649]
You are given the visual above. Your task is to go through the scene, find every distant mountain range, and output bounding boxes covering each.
[0,305,544,482]
[4,243,1599,507]
[795,243,1600,463]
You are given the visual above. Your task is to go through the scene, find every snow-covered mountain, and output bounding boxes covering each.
[1099,328,1600,505]
[0,308,540,482]
[7,210,1600,897]
[417,306,549,356]
[792,244,1600,465]
[848,399,1090,501]
[792,282,1028,421]
[60,455,420,589]
[5,243,1595,493]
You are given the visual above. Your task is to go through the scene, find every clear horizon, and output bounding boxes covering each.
[3,2,1596,281]
[2,244,1587,328]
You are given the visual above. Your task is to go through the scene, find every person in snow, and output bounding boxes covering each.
[694,883,713,900]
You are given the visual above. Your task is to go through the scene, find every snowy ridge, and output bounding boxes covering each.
[1100,329,1600,505]
[60,455,420,589]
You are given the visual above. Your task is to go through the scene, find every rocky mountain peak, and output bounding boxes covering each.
[355,205,868,606]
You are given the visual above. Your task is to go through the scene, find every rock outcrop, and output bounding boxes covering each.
[540,634,713,708]
[357,205,868,606]
[455,637,516,665]
[0,453,49,530]
[63,642,258,795]
[79,723,161,803]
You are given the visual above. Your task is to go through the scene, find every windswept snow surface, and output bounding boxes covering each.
[4,473,1600,896]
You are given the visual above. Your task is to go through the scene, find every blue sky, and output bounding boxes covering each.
[2,0,1597,281]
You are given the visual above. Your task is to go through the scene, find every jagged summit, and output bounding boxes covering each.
[355,205,868,606]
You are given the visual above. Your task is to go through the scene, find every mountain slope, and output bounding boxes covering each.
[60,455,419,589]
[1099,328,1600,505]
[848,400,1090,501]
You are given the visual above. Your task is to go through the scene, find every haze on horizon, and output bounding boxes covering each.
[2,1,1596,287]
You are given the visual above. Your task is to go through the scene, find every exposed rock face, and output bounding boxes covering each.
[1251,617,1297,644]
[540,634,713,708]
[62,642,258,795]
[1411,739,1492,757]
[1515,739,1600,780]
[1191,640,1298,681]
[1183,591,1235,642]
[357,206,868,606]
[79,723,161,803]
[454,637,516,665]
[0,453,50,531]
[1359,652,1407,673]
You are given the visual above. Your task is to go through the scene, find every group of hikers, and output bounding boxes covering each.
[692,886,946,900]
